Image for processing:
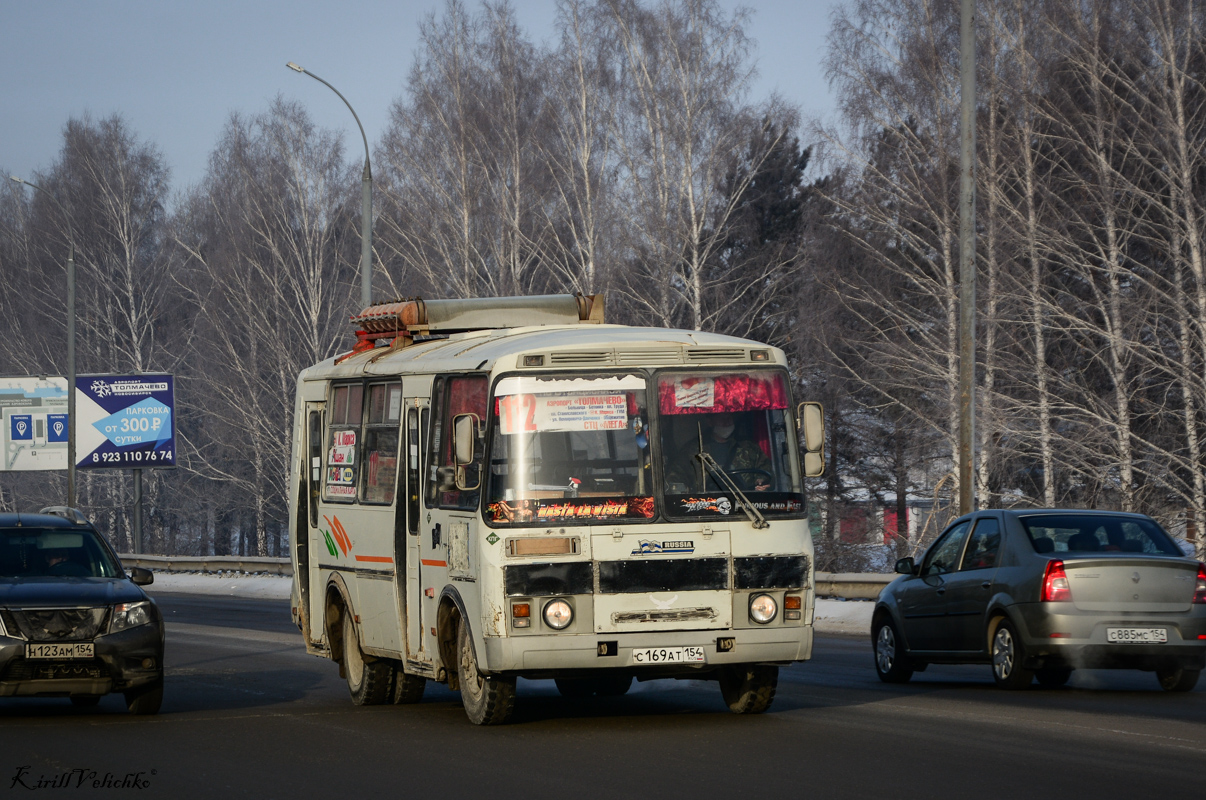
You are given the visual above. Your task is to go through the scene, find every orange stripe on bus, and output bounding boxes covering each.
[354,555,394,563]
[420,559,447,567]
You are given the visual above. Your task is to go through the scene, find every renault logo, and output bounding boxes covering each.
[1132,571,1141,584]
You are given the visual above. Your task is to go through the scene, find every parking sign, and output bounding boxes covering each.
[76,375,176,469]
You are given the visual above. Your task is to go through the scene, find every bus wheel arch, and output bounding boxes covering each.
[436,590,467,690]
[324,576,353,676]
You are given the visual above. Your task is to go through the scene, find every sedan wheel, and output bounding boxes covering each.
[1156,665,1201,692]
[873,618,913,683]
[991,619,1034,689]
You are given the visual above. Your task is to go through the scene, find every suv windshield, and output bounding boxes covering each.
[1020,514,1183,556]
[657,370,803,519]
[485,374,654,525]
[0,527,123,578]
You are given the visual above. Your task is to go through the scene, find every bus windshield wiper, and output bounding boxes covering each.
[694,452,769,529]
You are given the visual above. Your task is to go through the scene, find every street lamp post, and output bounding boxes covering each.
[10,176,77,508]
[286,62,373,310]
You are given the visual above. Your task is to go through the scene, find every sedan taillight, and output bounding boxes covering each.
[1194,563,1206,605]
[1041,560,1072,602]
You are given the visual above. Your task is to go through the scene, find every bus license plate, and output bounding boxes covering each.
[631,646,706,664]
[1106,627,1167,644]
[26,642,95,660]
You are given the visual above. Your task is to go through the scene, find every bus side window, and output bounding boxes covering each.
[308,410,322,527]
[428,375,487,510]
[324,383,363,503]
[407,407,420,532]
[360,382,401,505]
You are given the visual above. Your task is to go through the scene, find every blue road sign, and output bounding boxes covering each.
[76,375,176,469]
[10,415,31,441]
[47,414,68,443]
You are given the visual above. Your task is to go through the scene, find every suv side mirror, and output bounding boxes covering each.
[129,566,154,586]
[895,557,916,576]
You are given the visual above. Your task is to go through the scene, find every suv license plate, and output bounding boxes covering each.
[631,646,706,664]
[26,642,95,660]
[1106,627,1167,644]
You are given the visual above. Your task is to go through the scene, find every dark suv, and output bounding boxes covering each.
[0,510,164,713]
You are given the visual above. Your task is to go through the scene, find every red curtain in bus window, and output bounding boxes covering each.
[658,372,788,415]
[448,376,488,418]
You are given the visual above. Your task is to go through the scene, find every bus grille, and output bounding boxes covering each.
[598,558,728,594]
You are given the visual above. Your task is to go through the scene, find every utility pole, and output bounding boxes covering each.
[957,0,978,515]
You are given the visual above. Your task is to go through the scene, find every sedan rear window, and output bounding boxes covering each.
[0,528,122,578]
[1020,515,1182,556]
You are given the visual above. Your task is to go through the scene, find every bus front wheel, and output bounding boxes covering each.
[718,664,778,714]
[457,618,515,725]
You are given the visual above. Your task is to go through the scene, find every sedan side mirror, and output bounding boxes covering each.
[129,567,154,586]
[895,557,916,576]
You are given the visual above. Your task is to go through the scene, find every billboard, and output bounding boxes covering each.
[76,375,176,469]
[0,376,69,471]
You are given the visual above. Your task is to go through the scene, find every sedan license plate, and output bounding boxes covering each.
[1106,627,1167,644]
[25,642,95,660]
[631,646,706,665]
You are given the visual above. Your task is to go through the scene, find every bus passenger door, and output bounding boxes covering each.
[302,402,324,646]
[401,380,433,660]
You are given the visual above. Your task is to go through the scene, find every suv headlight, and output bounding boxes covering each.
[110,601,153,633]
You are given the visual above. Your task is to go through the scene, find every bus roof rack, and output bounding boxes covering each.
[342,293,604,358]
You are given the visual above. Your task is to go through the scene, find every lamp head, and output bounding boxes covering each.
[286,62,305,73]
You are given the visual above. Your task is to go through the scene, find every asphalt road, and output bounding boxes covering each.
[1,593,1203,799]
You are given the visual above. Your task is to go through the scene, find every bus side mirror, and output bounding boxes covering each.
[797,402,825,477]
[452,413,481,491]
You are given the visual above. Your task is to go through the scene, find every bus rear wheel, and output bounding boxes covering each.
[457,618,515,725]
[343,615,391,705]
[718,664,778,714]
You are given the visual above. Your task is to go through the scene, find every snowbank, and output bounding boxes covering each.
[145,571,873,634]
[813,598,874,635]
[145,571,292,600]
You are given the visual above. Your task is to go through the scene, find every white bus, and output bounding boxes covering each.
[288,295,824,724]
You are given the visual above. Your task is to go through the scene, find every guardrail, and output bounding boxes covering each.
[117,556,894,599]
[118,554,292,576]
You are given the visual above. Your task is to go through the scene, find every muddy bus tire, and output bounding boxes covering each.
[719,664,778,714]
[392,663,427,704]
[344,617,392,705]
[457,618,515,725]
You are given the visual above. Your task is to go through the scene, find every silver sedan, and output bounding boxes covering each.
[872,509,1206,690]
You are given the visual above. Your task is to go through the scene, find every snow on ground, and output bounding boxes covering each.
[812,598,874,636]
[145,572,874,634]
[145,571,293,600]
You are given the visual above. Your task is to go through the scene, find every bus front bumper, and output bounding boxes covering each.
[481,625,812,676]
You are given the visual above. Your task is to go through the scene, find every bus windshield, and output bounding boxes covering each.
[657,370,804,519]
[485,374,655,525]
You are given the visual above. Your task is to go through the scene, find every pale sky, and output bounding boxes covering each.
[1,0,844,193]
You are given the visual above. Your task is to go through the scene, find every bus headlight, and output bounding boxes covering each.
[543,599,573,630]
[749,594,777,624]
